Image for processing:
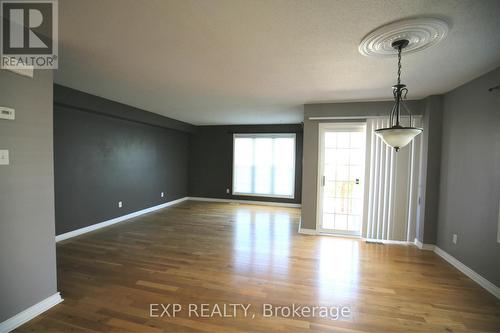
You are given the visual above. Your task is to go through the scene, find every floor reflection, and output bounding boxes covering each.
[233,209,291,276]
[317,237,360,299]
[232,206,360,299]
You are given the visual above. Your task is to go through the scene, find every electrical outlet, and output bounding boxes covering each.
[118,201,123,208]
[0,107,15,120]
[452,234,458,244]
[226,188,230,194]
[161,192,164,198]
[0,150,9,165]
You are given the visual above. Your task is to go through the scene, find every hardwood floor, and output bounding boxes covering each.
[16,201,500,332]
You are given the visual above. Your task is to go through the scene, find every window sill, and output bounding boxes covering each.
[232,192,295,200]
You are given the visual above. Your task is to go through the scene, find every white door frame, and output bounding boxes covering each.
[316,122,367,236]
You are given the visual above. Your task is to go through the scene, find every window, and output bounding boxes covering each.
[233,133,296,198]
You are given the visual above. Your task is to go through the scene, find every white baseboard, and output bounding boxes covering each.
[364,238,412,245]
[0,292,62,333]
[187,197,301,208]
[414,238,435,250]
[433,246,500,299]
[56,197,189,242]
[414,238,499,299]
[298,227,412,242]
[298,227,317,235]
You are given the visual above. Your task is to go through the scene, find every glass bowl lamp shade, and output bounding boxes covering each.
[374,39,423,152]
[375,126,422,151]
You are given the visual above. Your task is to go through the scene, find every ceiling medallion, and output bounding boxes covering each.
[359,17,449,57]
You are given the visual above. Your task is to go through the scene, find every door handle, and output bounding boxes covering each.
[322,175,326,186]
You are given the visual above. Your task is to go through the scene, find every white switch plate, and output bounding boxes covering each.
[226,188,230,194]
[161,192,164,198]
[118,201,123,208]
[0,150,9,165]
[452,234,458,244]
[0,107,15,120]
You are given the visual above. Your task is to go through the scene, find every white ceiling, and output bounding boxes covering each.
[55,0,500,125]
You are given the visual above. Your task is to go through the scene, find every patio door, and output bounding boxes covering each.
[317,123,367,236]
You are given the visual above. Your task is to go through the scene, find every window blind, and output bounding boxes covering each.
[363,118,421,241]
[233,134,295,198]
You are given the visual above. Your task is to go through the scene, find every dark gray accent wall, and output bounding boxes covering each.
[437,67,500,286]
[416,96,443,244]
[189,124,303,204]
[54,87,191,235]
[54,84,196,134]
[0,70,58,321]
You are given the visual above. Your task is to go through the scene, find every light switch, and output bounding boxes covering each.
[0,150,9,165]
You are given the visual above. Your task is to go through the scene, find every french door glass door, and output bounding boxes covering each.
[318,123,366,236]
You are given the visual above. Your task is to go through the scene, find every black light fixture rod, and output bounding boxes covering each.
[391,39,409,127]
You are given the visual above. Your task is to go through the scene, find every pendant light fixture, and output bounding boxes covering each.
[374,39,423,151]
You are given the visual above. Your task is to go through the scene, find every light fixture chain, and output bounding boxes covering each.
[397,45,402,86]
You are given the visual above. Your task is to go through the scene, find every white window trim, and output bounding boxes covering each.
[232,133,296,199]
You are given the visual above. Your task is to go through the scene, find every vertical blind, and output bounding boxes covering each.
[363,117,421,241]
[233,134,295,198]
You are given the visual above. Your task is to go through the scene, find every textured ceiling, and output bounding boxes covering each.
[55,0,500,125]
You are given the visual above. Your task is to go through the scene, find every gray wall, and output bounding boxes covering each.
[189,124,303,204]
[300,100,424,230]
[437,67,500,286]
[54,86,191,235]
[416,96,443,244]
[0,70,58,321]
